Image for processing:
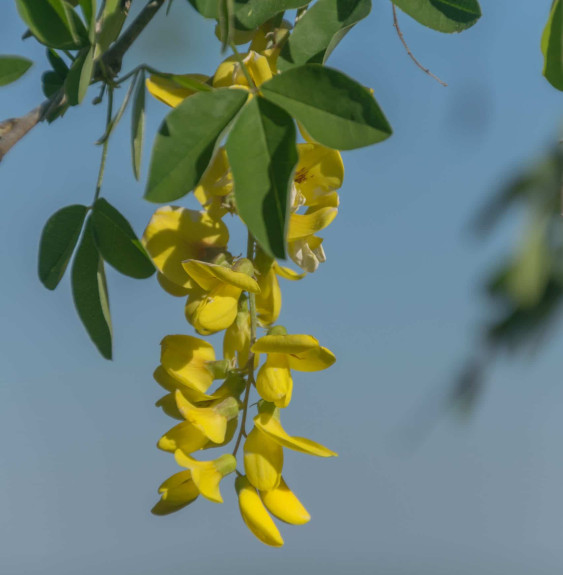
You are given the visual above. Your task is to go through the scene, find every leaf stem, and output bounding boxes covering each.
[93,87,114,204]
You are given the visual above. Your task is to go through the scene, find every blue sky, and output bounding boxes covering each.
[1,1,563,573]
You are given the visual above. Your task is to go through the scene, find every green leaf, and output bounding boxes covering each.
[234,0,309,30]
[65,45,95,106]
[187,0,219,18]
[542,0,563,91]
[226,97,297,259]
[47,49,69,77]
[72,219,113,360]
[131,71,146,181]
[97,73,137,144]
[92,198,155,279]
[79,0,97,43]
[392,0,481,33]
[42,70,64,98]
[16,0,88,49]
[96,0,128,54]
[218,0,235,52]
[261,64,392,150]
[145,88,248,203]
[278,0,371,70]
[38,204,88,290]
[0,56,33,87]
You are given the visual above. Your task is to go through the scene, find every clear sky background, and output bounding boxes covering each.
[1,1,563,573]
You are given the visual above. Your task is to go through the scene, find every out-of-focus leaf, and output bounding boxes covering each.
[278,0,371,70]
[261,64,391,150]
[131,71,146,180]
[65,45,95,106]
[235,0,309,30]
[0,56,33,87]
[92,198,155,279]
[38,204,88,290]
[542,0,563,91]
[47,49,69,77]
[392,0,481,33]
[97,74,137,144]
[218,0,235,52]
[226,96,298,259]
[72,219,113,360]
[145,88,248,202]
[96,0,128,54]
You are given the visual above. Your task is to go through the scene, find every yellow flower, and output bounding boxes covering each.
[223,297,251,367]
[194,147,232,220]
[243,426,283,491]
[254,402,337,458]
[174,452,236,503]
[142,206,229,291]
[151,470,199,516]
[183,259,260,335]
[146,73,210,108]
[236,475,284,547]
[212,50,273,89]
[260,477,311,525]
[252,332,336,407]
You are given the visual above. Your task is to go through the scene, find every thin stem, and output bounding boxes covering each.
[232,234,259,457]
[93,87,114,204]
[230,42,258,93]
[391,3,447,87]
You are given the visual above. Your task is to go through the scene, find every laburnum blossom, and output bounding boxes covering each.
[146,40,342,548]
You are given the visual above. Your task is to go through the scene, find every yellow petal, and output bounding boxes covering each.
[243,427,283,491]
[223,304,251,367]
[196,147,233,199]
[287,346,336,372]
[189,283,242,334]
[153,366,216,403]
[255,354,293,408]
[252,334,319,355]
[155,393,183,420]
[175,391,239,444]
[260,477,311,525]
[156,272,192,297]
[146,73,209,108]
[174,452,236,503]
[183,260,261,293]
[157,420,208,454]
[295,144,344,206]
[143,206,229,289]
[254,407,337,458]
[273,262,306,281]
[255,264,282,325]
[287,207,338,241]
[236,475,284,547]
[212,51,272,89]
[160,335,215,393]
[151,470,199,515]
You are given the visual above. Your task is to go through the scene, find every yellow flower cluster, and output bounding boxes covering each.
[142,31,344,547]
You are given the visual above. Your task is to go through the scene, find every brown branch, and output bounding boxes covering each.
[0,0,166,163]
[391,2,447,87]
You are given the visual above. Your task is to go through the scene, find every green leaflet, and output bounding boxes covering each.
[226,97,298,259]
[235,0,310,30]
[145,88,248,203]
[278,0,371,71]
[131,71,146,181]
[71,219,113,360]
[542,0,563,91]
[15,0,89,49]
[65,45,95,106]
[392,0,481,33]
[96,0,128,55]
[261,65,392,150]
[91,198,155,279]
[187,0,219,18]
[38,204,88,290]
[0,56,33,87]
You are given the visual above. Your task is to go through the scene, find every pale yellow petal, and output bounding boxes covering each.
[244,427,283,491]
[157,420,208,454]
[236,475,284,547]
[287,208,338,241]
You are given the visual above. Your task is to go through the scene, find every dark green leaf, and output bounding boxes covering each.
[392,0,481,33]
[65,45,95,106]
[0,56,33,87]
[131,71,146,180]
[542,0,563,91]
[278,0,371,70]
[38,204,88,290]
[218,0,235,52]
[97,0,128,53]
[187,0,219,18]
[226,97,297,259]
[261,64,392,150]
[42,70,64,98]
[145,88,248,203]
[47,49,69,77]
[16,0,89,49]
[72,219,113,360]
[234,0,309,30]
[92,198,155,279]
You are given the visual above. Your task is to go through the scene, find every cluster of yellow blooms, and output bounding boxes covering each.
[141,30,344,546]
